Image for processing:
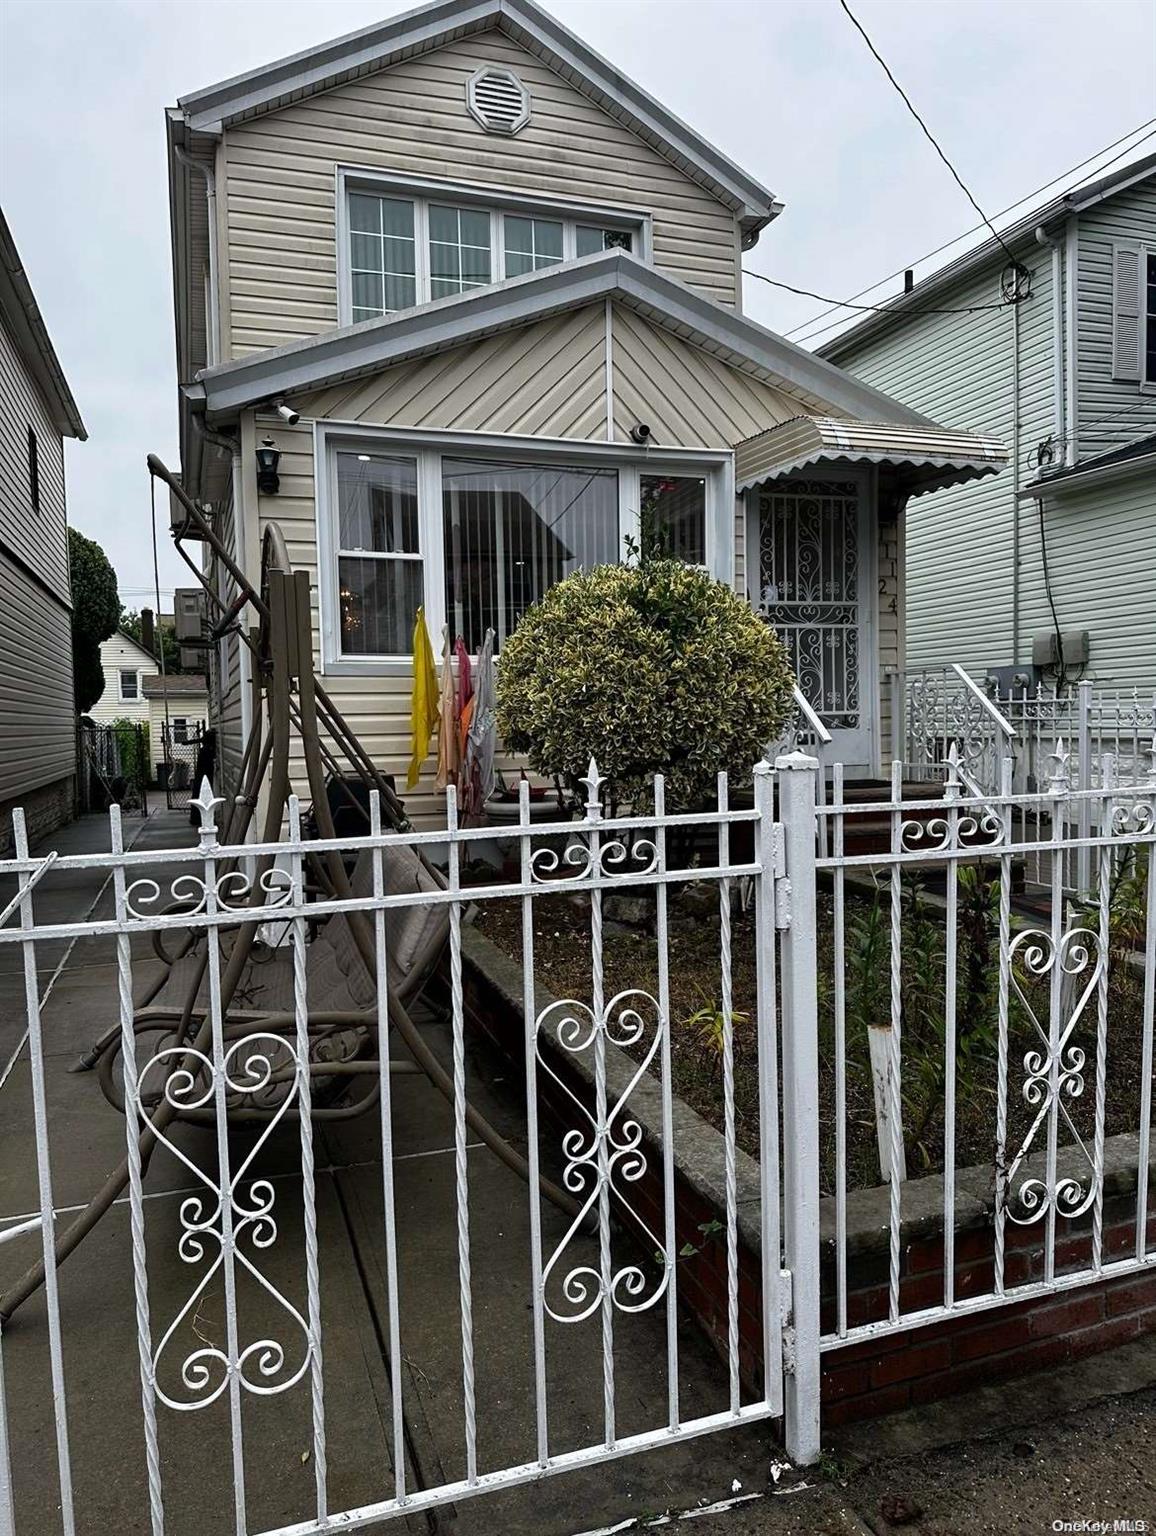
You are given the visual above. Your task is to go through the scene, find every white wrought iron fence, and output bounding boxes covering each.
[894,667,1156,896]
[815,754,1155,1351]
[0,750,1152,1531]
[0,767,794,1534]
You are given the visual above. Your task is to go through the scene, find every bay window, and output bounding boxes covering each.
[319,432,730,669]
[338,171,648,323]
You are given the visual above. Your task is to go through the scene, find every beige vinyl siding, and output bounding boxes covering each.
[610,305,799,449]
[222,29,741,357]
[0,552,74,802]
[297,306,608,438]
[827,248,1057,675]
[1074,177,1156,458]
[1019,473,1156,691]
[0,308,70,603]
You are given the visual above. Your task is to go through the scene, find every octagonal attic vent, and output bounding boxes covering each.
[467,67,531,135]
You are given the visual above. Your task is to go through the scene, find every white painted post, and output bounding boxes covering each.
[777,751,822,1466]
[889,667,905,766]
[1076,680,1093,898]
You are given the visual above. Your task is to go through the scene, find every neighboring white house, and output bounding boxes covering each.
[0,205,87,852]
[819,153,1156,698]
[88,630,209,771]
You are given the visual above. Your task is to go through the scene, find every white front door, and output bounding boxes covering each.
[749,471,877,771]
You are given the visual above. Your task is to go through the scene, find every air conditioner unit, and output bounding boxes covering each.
[173,588,208,644]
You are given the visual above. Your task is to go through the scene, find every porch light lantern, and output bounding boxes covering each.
[256,437,281,495]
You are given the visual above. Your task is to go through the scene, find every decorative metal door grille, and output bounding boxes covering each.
[757,479,861,728]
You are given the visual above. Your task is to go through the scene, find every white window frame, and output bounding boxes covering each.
[336,167,653,326]
[119,669,139,701]
[315,423,733,675]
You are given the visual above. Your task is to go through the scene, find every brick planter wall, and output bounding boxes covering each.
[462,927,1156,1429]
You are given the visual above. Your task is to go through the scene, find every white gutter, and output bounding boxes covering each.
[174,145,220,367]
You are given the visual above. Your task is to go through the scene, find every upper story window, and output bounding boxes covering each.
[120,669,139,701]
[340,171,648,325]
[1111,240,1156,387]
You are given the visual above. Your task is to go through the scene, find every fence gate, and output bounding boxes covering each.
[160,720,205,810]
[0,761,817,1535]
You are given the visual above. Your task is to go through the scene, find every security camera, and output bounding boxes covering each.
[629,423,651,445]
[275,400,300,426]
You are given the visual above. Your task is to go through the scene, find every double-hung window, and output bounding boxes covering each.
[335,452,423,655]
[340,172,647,324]
[321,435,729,668]
[120,669,139,701]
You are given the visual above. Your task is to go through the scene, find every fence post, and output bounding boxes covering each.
[777,750,821,1465]
[889,667,905,765]
[1076,680,1093,898]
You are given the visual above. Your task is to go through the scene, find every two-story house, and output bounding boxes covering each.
[0,206,86,852]
[166,0,1008,814]
[86,627,210,769]
[820,153,1156,702]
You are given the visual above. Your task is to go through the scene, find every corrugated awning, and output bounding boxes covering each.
[735,416,1008,497]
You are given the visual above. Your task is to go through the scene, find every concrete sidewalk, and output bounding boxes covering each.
[1,809,1151,1536]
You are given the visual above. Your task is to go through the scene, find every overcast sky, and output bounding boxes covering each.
[2,0,1153,605]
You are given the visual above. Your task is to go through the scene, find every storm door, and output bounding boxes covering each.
[752,472,875,770]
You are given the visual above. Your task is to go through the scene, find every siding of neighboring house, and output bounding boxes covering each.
[822,241,1060,678]
[88,634,160,727]
[219,28,742,359]
[1073,177,1156,459]
[0,305,75,848]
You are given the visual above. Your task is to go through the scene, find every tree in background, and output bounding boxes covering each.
[120,609,182,674]
[68,527,120,713]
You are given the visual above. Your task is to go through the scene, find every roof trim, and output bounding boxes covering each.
[1018,436,1156,500]
[734,415,1008,496]
[173,0,779,235]
[820,150,1156,361]
[190,250,936,428]
[0,207,86,440]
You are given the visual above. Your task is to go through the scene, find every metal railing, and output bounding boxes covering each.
[0,751,1152,1525]
[894,667,1156,895]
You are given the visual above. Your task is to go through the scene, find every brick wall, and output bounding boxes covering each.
[0,773,76,857]
[463,929,1155,1431]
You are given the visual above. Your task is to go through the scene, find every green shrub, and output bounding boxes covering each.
[496,558,795,808]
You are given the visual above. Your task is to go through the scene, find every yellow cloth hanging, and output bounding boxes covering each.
[406,606,440,789]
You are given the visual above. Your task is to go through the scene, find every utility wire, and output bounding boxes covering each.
[836,0,1020,268]
[778,121,1156,345]
[743,268,1005,318]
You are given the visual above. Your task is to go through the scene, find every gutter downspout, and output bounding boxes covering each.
[1034,227,1066,456]
[174,145,220,367]
[1010,296,1022,666]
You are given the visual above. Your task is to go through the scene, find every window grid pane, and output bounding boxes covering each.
[503,215,563,275]
[428,204,491,298]
[349,196,416,319]
[336,453,422,656]
[442,459,619,652]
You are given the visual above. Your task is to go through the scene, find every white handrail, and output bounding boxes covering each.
[950,663,1017,741]
[791,686,833,746]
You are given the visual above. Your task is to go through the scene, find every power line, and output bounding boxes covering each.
[777,122,1156,345]
[743,268,1005,318]
[837,0,1020,268]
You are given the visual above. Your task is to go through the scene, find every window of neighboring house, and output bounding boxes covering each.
[335,451,423,655]
[340,175,646,322]
[321,437,728,664]
[1146,251,1156,384]
[171,718,188,744]
[27,427,39,513]
[120,669,139,700]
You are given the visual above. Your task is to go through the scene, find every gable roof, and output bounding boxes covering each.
[109,630,160,668]
[141,673,209,698]
[171,0,780,240]
[0,206,86,440]
[819,149,1156,362]
[187,249,936,428]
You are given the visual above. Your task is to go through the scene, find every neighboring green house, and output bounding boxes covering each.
[819,153,1155,697]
